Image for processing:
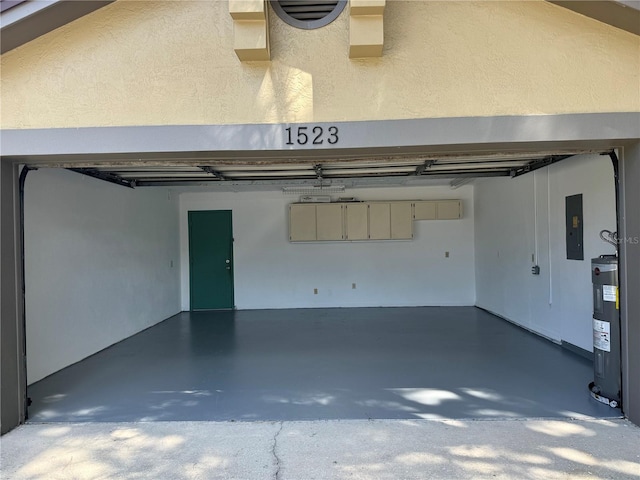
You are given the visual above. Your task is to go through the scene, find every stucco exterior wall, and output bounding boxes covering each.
[1,0,638,129]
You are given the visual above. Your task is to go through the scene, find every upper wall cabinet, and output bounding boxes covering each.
[413,201,437,220]
[352,202,413,240]
[289,204,317,241]
[413,200,462,220]
[390,202,413,239]
[289,203,344,241]
[316,204,344,241]
[368,203,391,240]
[345,203,368,240]
[436,200,463,219]
[289,200,461,242]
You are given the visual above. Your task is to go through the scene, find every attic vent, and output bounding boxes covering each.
[270,0,347,29]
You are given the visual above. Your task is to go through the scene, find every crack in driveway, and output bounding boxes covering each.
[272,422,284,480]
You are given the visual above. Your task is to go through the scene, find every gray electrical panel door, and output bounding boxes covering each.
[566,194,584,260]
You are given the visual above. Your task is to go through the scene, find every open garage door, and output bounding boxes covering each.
[15,146,624,424]
[37,150,592,187]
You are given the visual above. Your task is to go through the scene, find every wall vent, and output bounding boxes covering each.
[270,0,347,29]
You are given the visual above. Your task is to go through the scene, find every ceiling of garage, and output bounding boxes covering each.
[52,150,605,190]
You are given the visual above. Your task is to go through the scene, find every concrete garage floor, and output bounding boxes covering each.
[27,307,616,423]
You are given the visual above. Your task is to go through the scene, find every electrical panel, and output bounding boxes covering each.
[566,194,584,260]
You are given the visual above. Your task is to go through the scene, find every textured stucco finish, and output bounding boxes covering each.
[1,0,638,129]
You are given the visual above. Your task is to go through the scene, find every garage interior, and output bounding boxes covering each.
[22,149,620,423]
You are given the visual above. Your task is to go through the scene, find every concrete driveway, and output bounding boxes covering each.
[2,418,640,479]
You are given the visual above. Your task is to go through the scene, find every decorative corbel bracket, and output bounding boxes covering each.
[229,0,270,61]
[349,0,385,58]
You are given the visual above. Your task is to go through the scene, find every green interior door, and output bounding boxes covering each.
[188,210,234,310]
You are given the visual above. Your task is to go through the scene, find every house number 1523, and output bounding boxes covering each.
[285,126,339,146]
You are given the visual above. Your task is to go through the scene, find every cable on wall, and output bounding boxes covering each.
[607,150,621,258]
[533,171,539,265]
[547,169,553,305]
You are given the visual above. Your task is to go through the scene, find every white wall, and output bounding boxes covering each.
[24,169,181,383]
[179,186,476,310]
[474,154,617,351]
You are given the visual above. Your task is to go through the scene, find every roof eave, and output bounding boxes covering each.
[548,0,640,36]
[1,0,637,57]
[1,0,114,55]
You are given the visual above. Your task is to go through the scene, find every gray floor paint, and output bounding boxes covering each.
[27,307,616,423]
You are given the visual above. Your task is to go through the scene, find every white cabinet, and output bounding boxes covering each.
[289,204,316,241]
[316,204,344,240]
[289,199,459,242]
[289,204,344,241]
[413,201,437,220]
[345,203,368,240]
[413,200,462,220]
[368,203,391,240]
[390,202,413,239]
[367,202,413,240]
[436,200,462,219]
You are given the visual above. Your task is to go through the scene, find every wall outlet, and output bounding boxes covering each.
[445,251,450,258]
[352,283,356,289]
[532,265,541,275]
[314,288,318,295]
